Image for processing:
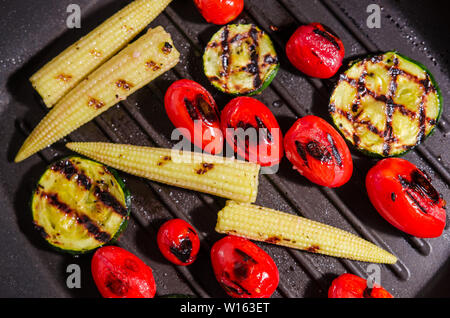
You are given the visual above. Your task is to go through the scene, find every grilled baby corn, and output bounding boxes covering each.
[216,201,398,264]
[66,142,260,203]
[31,0,173,107]
[15,26,179,163]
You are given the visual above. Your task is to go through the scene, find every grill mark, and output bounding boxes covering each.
[313,28,341,51]
[162,42,172,54]
[56,73,72,82]
[51,159,92,190]
[184,98,199,121]
[235,248,258,264]
[249,25,262,89]
[115,79,133,91]
[93,186,128,218]
[295,141,309,167]
[254,116,273,143]
[39,192,111,243]
[195,163,214,175]
[327,134,342,167]
[170,237,193,263]
[88,97,105,109]
[306,141,332,163]
[221,26,230,83]
[195,94,220,124]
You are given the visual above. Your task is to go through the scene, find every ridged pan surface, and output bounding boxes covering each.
[0,0,448,297]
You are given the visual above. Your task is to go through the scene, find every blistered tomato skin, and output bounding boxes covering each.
[286,23,344,78]
[164,79,223,154]
[157,219,200,266]
[91,246,156,298]
[284,115,353,187]
[193,0,244,25]
[328,273,393,298]
[211,236,279,298]
[366,158,446,238]
[221,97,283,167]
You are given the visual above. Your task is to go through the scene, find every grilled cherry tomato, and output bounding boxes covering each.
[193,0,244,25]
[328,273,393,298]
[221,97,283,167]
[157,218,200,266]
[211,236,279,298]
[91,246,156,298]
[286,22,344,78]
[366,158,446,238]
[284,115,352,187]
[165,79,223,154]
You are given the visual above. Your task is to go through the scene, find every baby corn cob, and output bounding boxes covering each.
[216,201,398,264]
[15,26,179,163]
[31,0,173,107]
[66,142,260,203]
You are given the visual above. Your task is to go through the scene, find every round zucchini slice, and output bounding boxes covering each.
[329,51,442,157]
[31,156,130,254]
[203,23,279,96]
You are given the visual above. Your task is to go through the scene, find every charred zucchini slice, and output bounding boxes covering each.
[329,51,442,157]
[203,24,279,95]
[31,157,130,254]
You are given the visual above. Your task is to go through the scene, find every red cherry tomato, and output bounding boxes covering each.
[210,236,279,298]
[157,218,200,266]
[165,79,223,154]
[286,22,344,78]
[366,158,446,238]
[328,273,393,298]
[221,97,283,167]
[284,115,352,187]
[91,246,156,298]
[193,0,244,25]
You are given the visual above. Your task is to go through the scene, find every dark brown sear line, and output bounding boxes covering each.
[195,94,220,124]
[51,159,92,190]
[93,186,128,218]
[170,237,193,263]
[184,98,200,121]
[313,28,341,51]
[39,191,111,243]
[295,141,309,167]
[221,26,230,82]
[327,134,342,167]
[248,26,262,89]
[254,116,273,143]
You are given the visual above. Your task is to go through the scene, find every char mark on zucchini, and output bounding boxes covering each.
[330,51,442,157]
[203,24,279,96]
[93,186,129,218]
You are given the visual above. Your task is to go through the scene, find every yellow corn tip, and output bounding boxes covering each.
[216,201,398,264]
[66,142,260,203]
[30,0,173,107]
[15,26,179,163]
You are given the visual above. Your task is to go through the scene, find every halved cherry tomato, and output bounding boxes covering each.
[366,158,446,238]
[328,273,393,298]
[164,79,223,154]
[221,97,283,166]
[91,246,156,298]
[286,22,345,78]
[284,115,352,187]
[193,0,244,25]
[211,236,279,298]
[157,218,200,266]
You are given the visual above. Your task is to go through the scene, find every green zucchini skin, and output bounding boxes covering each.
[203,24,279,96]
[329,51,442,157]
[31,156,131,255]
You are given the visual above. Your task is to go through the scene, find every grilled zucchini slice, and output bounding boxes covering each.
[31,157,130,254]
[203,24,279,95]
[329,51,442,157]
